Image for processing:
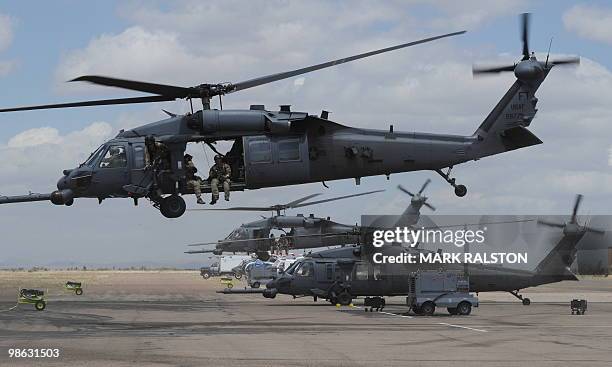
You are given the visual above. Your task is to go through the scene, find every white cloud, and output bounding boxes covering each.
[0,13,15,76]
[0,122,113,192]
[563,4,612,44]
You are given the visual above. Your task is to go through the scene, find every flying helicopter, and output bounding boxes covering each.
[185,190,382,260]
[263,195,606,307]
[185,179,436,259]
[0,14,579,218]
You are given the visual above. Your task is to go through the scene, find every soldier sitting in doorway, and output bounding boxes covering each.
[184,154,205,205]
[208,155,231,205]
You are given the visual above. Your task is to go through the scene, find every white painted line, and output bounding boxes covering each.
[438,322,487,332]
[379,311,413,319]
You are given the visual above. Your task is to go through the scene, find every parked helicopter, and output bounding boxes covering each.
[185,179,436,259]
[263,195,606,307]
[0,14,578,218]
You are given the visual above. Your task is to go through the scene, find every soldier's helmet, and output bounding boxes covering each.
[214,155,222,162]
[109,146,121,155]
[184,153,193,160]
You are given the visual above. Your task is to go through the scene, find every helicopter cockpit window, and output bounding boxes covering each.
[278,139,300,162]
[99,145,127,169]
[248,139,272,163]
[285,260,300,275]
[84,145,105,167]
[295,261,313,277]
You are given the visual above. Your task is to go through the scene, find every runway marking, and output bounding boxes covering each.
[379,311,413,319]
[438,322,487,332]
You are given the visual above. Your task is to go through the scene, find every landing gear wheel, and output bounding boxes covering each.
[522,298,531,306]
[234,273,242,280]
[251,282,261,289]
[337,292,352,306]
[75,288,83,296]
[202,272,211,279]
[35,301,46,311]
[65,198,74,206]
[227,283,233,289]
[412,306,422,315]
[329,297,338,305]
[159,195,186,218]
[421,301,435,316]
[454,185,467,197]
[457,301,472,315]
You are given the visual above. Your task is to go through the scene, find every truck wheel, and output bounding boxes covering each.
[234,273,242,280]
[202,272,211,279]
[35,301,46,311]
[337,292,352,306]
[457,301,472,315]
[75,288,83,296]
[160,195,186,218]
[421,301,435,316]
[447,307,458,315]
[251,282,261,289]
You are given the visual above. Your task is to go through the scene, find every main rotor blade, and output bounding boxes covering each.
[0,95,175,113]
[521,13,530,60]
[185,249,217,254]
[285,193,322,208]
[571,194,583,223]
[70,76,194,98]
[537,219,566,229]
[397,185,415,197]
[188,207,274,212]
[423,202,436,211]
[291,190,385,209]
[551,57,580,66]
[585,227,606,235]
[418,179,431,195]
[230,31,466,93]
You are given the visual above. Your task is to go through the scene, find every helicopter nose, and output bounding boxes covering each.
[57,175,70,190]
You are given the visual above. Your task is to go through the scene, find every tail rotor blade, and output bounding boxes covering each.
[572,194,583,223]
[521,13,531,60]
[472,64,515,75]
[398,185,415,197]
[418,179,431,195]
[537,219,566,229]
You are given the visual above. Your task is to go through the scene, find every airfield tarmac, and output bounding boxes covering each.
[1,271,612,367]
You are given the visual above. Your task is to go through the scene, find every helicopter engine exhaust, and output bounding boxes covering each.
[198,110,290,134]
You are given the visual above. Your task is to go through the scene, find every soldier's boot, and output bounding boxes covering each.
[196,197,205,205]
[223,180,230,201]
[210,196,218,205]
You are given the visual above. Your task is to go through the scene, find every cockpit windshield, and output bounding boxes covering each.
[83,145,106,167]
[284,260,301,275]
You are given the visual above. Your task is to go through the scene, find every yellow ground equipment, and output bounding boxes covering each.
[65,281,83,295]
[220,277,234,289]
[18,289,46,311]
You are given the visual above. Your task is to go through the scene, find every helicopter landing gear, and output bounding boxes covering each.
[159,194,186,218]
[509,290,531,305]
[435,167,467,197]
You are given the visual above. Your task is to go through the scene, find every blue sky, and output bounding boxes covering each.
[0,1,611,266]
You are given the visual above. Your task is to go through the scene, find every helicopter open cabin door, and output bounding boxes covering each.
[243,135,310,188]
[128,142,148,191]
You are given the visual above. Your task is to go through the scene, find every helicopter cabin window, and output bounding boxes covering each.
[326,263,334,280]
[372,265,382,280]
[355,262,368,280]
[248,139,272,163]
[133,146,145,169]
[295,262,313,277]
[99,145,127,169]
[278,139,300,162]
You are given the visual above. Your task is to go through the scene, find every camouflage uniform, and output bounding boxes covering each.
[209,157,231,203]
[278,235,289,255]
[185,155,204,204]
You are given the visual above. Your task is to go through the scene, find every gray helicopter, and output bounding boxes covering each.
[185,179,436,259]
[263,195,606,307]
[0,14,578,218]
[184,191,382,260]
